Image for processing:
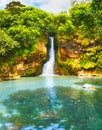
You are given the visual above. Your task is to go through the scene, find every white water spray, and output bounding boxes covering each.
[42,37,55,76]
[41,37,56,107]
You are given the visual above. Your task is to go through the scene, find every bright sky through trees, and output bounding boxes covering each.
[0,0,71,14]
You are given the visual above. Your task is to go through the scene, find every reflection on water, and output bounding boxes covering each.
[44,76,56,109]
[0,76,102,130]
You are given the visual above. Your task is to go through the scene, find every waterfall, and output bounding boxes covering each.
[42,37,55,76]
[41,37,56,108]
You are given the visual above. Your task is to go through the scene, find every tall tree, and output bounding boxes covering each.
[91,0,102,11]
[0,30,19,56]
[5,1,25,14]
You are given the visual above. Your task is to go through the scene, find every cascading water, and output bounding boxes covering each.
[41,37,56,107]
[42,37,55,76]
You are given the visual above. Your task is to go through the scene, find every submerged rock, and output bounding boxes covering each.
[82,84,97,91]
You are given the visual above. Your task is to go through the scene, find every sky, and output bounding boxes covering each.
[0,0,72,14]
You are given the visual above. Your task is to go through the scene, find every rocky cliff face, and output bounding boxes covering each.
[0,35,102,81]
[0,42,47,80]
[55,36,102,76]
[55,39,83,75]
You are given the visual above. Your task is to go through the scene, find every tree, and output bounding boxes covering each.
[70,3,96,39]
[91,0,102,40]
[55,13,75,42]
[91,0,102,11]
[5,1,25,14]
[0,30,19,56]
[0,10,13,29]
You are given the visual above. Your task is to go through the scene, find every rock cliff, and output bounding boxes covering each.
[0,42,47,80]
[55,35,102,76]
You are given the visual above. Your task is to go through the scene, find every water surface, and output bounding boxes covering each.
[0,76,102,130]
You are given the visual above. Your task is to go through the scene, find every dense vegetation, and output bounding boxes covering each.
[0,0,102,77]
[55,0,102,74]
[0,1,55,57]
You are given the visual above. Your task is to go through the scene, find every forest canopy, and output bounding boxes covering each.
[0,0,102,55]
[0,0,102,72]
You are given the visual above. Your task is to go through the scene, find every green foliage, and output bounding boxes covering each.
[70,4,90,26]
[7,25,40,49]
[0,1,102,74]
[5,1,25,14]
[91,0,102,40]
[80,46,102,70]
[70,3,96,39]
[0,30,19,56]
[0,5,55,57]
[56,13,76,42]
[91,0,102,11]
[0,10,13,29]
[70,2,102,40]
[96,51,102,70]
[56,50,80,74]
